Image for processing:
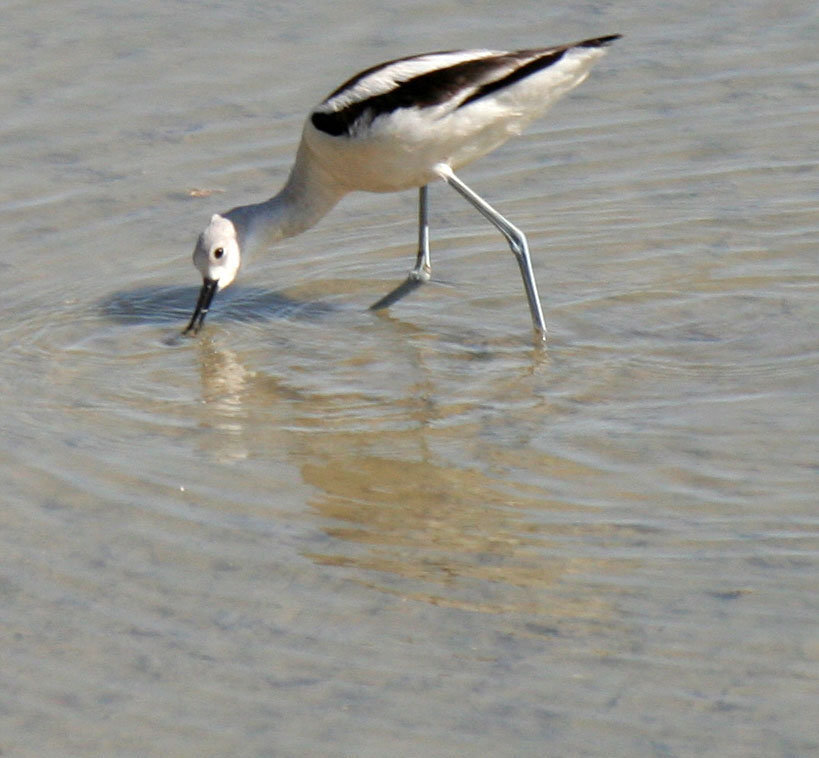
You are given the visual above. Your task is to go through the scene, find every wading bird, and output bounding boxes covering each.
[184,35,620,339]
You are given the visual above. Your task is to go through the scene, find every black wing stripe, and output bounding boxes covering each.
[576,34,622,48]
[312,55,518,137]
[319,49,458,103]
[457,35,621,110]
[457,49,565,109]
[310,36,621,138]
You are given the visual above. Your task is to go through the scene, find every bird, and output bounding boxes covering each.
[183,34,620,340]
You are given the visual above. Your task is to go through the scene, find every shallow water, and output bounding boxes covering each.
[1,1,817,756]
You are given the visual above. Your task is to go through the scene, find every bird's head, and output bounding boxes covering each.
[184,214,242,334]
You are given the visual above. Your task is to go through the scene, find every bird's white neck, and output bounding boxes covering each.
[224,139,346,253]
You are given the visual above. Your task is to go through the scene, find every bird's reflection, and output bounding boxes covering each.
[178,330,623,618]
[196,337,253,460]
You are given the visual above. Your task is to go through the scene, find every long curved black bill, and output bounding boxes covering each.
[183,278,218,335]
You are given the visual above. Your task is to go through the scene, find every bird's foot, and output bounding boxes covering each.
[407,264,431,283]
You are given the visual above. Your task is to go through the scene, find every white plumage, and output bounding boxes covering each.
[184,35,620,339]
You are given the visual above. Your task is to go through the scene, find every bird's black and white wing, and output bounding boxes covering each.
[310,35,620,138]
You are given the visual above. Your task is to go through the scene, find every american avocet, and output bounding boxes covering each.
[184,34,620,339]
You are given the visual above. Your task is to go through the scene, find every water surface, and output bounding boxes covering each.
[1,1,817,756]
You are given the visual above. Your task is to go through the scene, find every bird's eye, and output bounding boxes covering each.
[213,247,224,260]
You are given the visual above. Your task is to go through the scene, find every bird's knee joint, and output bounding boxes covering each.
[508,240,526,259]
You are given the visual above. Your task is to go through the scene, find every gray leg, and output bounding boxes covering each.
[411,183,431,280]
[436,165,547,338]
[370,185,432,310]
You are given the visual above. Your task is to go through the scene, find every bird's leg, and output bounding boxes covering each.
[436,165,547,339]
[370,185,431,310]
[410,184,431,281]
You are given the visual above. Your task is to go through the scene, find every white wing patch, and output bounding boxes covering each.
[318,50,502,112]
